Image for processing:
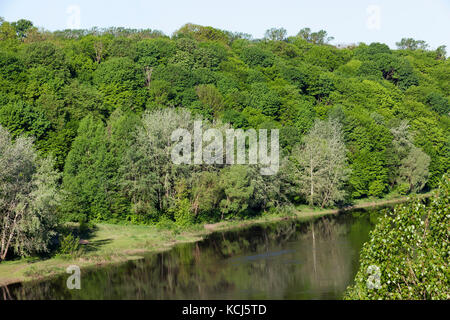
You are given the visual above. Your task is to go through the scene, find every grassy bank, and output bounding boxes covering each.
[0,192,431,287]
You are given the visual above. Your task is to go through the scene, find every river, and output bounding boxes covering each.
[2,206,386,300]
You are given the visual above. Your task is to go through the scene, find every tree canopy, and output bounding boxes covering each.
[0,18,448,261]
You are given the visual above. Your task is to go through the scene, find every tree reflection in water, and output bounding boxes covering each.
[3,207,383,300]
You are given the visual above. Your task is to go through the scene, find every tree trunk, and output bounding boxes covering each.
[310,157,314,206]
[1,212,19,261]
[145,66,153,87]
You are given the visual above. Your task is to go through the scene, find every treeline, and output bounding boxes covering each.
[0,19,449,259]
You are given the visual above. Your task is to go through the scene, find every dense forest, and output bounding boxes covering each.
[0,18,449,261]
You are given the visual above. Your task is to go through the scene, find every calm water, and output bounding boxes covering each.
[2,207,385,300]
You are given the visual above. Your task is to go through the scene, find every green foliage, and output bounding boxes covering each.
[296,27,334,44]
[389,121,430,194]
[93,57,144,90]
[0,101,51,142]
[0,18,447,233]
[22,41,67,71]
[264,28,287,41]
[61,110,136,224]
[219,166,254,219]
[120,108,193,221]
[425,92,449,115]
[58,233,80,256]
[341,108,393,198]
[156,214,177,230]
[355,43,419,90]
[304,45,351,71]
[11,19,33,39]
[247,82,282,117]
[171,198,194,228]
[396,38,428,51]
[355,42,391,57]
[93,57,147,112]
[195,84,224,117]
[135,38,176,67]
[190,171,222,219]
[345,175,449,299]
[397,182,410,195]
[62,115,114,222]
[174,23,229,44]
[291,119,350,207]
[0,126,61,260]
[240,46,275,68]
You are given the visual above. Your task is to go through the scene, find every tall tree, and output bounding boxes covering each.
[121,109,193,220]
[0,126,60,260]
[292,119,350,207]
[297,28,334,44]
[390,120,430,193]
[398,146,430,193]
[62,115,114,222]
[11,19,33,40]
[219,166,254,219]
[396,38,429,50]
[435,45,447,60]
[264,28,287,41]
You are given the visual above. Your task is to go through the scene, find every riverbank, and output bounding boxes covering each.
[0,193,431,287]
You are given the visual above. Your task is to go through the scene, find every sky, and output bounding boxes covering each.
[1,0,449,49]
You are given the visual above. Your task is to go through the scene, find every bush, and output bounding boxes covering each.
[156,215,177,230]
[345,175,449,299]
[426,92,449,115]
[172,198,194,228]
[58,233,80,256]
[240,46,274,68]
[397,182,410,195]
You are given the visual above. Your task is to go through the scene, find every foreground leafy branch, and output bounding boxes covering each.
[345,174,449,299]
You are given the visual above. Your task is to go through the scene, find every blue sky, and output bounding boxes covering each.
[1,0,449,49]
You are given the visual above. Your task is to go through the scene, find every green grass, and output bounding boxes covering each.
[0,223,207,286]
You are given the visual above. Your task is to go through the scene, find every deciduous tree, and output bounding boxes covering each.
[292,119,350,207]
[0,126,60,260]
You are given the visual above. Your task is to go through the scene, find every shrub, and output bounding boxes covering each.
[397,182,410,195]
[172,198,194,228]
[345,174,449,299]
[58,233,80,256]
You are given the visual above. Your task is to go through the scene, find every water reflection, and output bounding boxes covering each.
[3,207,383,300]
